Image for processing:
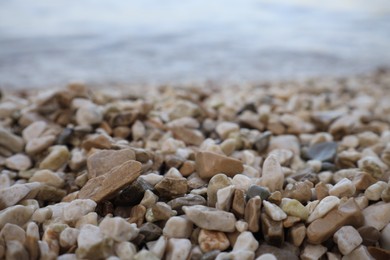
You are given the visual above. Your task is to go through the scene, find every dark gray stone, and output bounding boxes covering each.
[247,185,270,201]
[307,141,338,162]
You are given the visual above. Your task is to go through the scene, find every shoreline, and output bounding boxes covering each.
[0,68,390,259]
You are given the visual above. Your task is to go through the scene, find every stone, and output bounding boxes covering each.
[166,238,192,260]
[362,202,390,230]
[35,184,66,202]
[76,224,112,259]
[128,205,146,227]
[0,127,24,153]
[78,160,142,202]
[59,227,79,249]
[352,171,377,191]
[154,177,188,199]
[307,196,340,223]
[232,174,252,191]
[147,236,167,259]
[168,194,206,215]
[216,250,255,260]
[300,244,327,260]
[0,183,37,210]
[358,226,381,246]
[5,240,29,260]
[232,189,246,219]
[26,135,56,155]
[76,103,103,126]
[254,131,272,153]
[183,205,236,232]
[283,181,313,204]
[261,213,284,246]
[5,154,31,171]
[364,181,387,201]
[334,226,362,255]
[283,216,301,228]
[261,155,284,192]
[0,223,26,243]
[195,151,243,179]
[288,223,306,247]
[25,222,39,260]
[247,185,270,201]
[82,134,112,150]
[307,198,363,244]
[39,145,70,170]
[263,201,287,221]
[382,185,390,202]
[216,185,235,211]
[62,199,97,222]
[145,202,176,222]
[207,174,232,207]
[140,190,159,208]
[0,205,34,229]
[99,217,139,242]
[22,121,47,141]
[380,223,390,250]
[358,156,388,179]
[171,127,205,146]
[306,141,338,162]
[245,196,261,232]
[235,220,249,232]
[198,229,230,253]
[115,178,154,206]
[29,170,64,188]
[329,178,356,198]
[163,216,193,238]
[220,138,236,156]
[280,198,309,221]
[255,244,299,260]
[115,242,137,260]
[57,254,77,260]
[233,231,259,252]
[269,149,294,166]
[216,122,239,140]
[256,253,277,260]
[367,246,390,260]
[342,245,374,260]
[139,173,164,186]
[139,222,162,242]
[87,149,136,178]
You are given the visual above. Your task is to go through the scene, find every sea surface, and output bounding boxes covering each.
[1,0,390,89]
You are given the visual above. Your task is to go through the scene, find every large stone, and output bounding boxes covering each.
[183,205,236,232]
[260,155,284,192]
[195,151,243,179]
[87,149,136,178]
[78,160,142,202]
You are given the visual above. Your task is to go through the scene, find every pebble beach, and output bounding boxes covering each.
[1,69,390,260]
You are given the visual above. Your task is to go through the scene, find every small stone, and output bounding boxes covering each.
[216,122,239,140]
[22,121,47,141]
[128,205,146,227]
[256,253,277,260]
[367,246,390,260]
[5,154,31,171]
[307,195,340,223]
[0,183,37,210]
[183,205,236,232]
[78,160,141,203]
[358,226,381,246]
[283,181,313,204]
[232,189,246,219]
[69,149,86,170]
[139,222,162,242]
[39,145,70,170]
[171,127,205,146]
[167,194,207,215]
[154,177,188,199]
[329,178,356,198]
[288,223,306,247]
[115,177,154,206]
[245,196,261,232]
[147,236,167,259]
[220,139,236,156]
[179,161,196,177]
[115,242,137,260]
[29,170,65,188]
[280,198,309,221]
[76,224,112,259]
[363,202,390,230]
[342,245,374,260]
[207,174,232,207]
[217,250,255,260]
[269,149,294,166]
[139,173,164,186]
[352,171,377,191]
[261,213,284,246]
[145,202,176,222]
[235,220,249,232]
[166,238,192,260]
[99,216,139,242]
[0,205,34,229]
[260,155,284,192]
[247,185,271,200]
[300,244,327,260]
[59,227,79,249]
[263,201,287,221]
[233,231,259,252]
[254,131,272,153]
[196,151,244,179]
[380,223,390,250]
[31,207,52,223]
[0,127,25,153]
[140,190,159,208]
[0,223,26,243]
[364,181,387,201]
[382,185,390,202]
[216,185,235,211]
[163,216,193,238]
[283,216,301,228]
[268,135,300,155]
[76,103,103,126]
[334,226,362,255]
[306,141,338,162]
[255,244,299,260]
[232,174,252,191]
[82,134,112,150]
[87,149,136,178]
[358,156,388,179]
[26,135,56,155]
[198,229,230,253]
[25,222,39,260]
[62,199,97,222]
[5,240,29,260]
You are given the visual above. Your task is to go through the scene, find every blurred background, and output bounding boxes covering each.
[0,0,390,89]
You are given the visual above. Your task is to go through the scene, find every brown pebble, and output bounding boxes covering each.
[357,226,381,246]
[352,171,377,191]
[232,189,246,219]
[283,181,312,203]
[155,177,188,199]
[195,151,244,179]
[315,182,329,201]
[367,246,390,260]
[180,161,196,177]
[261,213,284,247]
[288,223,306,247]
[245,196,262,232]
[82,134,112,150]
[268,191,282,205]
[128,204,146,227]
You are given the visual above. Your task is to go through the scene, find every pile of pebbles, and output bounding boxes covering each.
[0,71,390,260]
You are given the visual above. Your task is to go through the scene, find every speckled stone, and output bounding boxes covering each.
[198,229,230,253]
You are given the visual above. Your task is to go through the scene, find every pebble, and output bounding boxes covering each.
[280,198,309,221]
[5,154,32,171]
[232,189,246,219]
[216,185,235,211]
[29,170,65,188]
[307,195,340,223]
[342,245,374,260]
[22,121,47,141]
[380,223,390,250]
[233,231,259,252]
[75,103,103,126]
[261,213,284,246]
[183,205,236,232]
[0,223,26,243]
[247,185,271,201]
[358,156,388,179]
[0,127,25,153]
[306,141,338,162]
[256,253,277,260]
[334,226,362,255]
[99,216,139,242]
[167,194,207,215]
[288,223,306,247]
[39,145,70,170]
[261,155,284,192]
[166,238,192,260]
[232,174,252,191]
[76,224,112,259]
[245,196,261,232]
[116,177,154,206]
[216,122,239,140]
[329,178,356,198]
[268,135,300,155]
[0,205,34,229]
[362,202,390,230]
[145,202,177,222]
[358,226,381,246]
[0,183,37,210]
[163,216,193,238]
[196,151,243,179]
[154,177,188,199]
[198,229,230,253]
[25,135,56,155]
[115,242,137,260]
[300,244,327,260]
[207,174,232,207]
[140,190,159,208]
[147,236,167,259]
[263,200,287,221]
[364,181,388,201]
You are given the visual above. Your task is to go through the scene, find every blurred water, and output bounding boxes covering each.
[0,0,390,88]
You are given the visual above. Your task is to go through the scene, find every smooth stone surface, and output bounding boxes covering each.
[247,185,270,201]
[139,222,162,242]
[334,226,362,255]
[198,229,230,253]
[367,246,390,260]
[76,224,112,259]
[5,154,32,171]
[280,198,309,221]
[183,205,236,232]
[99,217,139,242]
[147,236,167,259]
[233,231,259,252]
[283,181,313,203]
[196,151,244,179]
[268,135,300,155]
[39,145,70,170]
[29,170,65,188]
[307,141,338,162]
[245,196,261,232]
[0,223,26,243]
[163,216,193,238]
[260,155,284,192]
[358,226,381,246]
[307,196,340,223]
[263,201,287,221]
[329,178,356,198]
[362,202,390,230]
[207,174,232,207]
[78,160,142,202]
[166,238,191,260]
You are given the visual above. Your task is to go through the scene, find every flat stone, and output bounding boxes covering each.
[87,149,136,178]
[263,201,287,221]
[115,177,154,206]
[25,135,56,155]
[0,205,34,229]
[0,127,24,153]
[245,196,261,232]
[29,170,64,188]
[261,213,284,246]
[358,226,381,246]
[76,224,112,259]
[362,202,390,230]
[247,185,270,201]
[166,238,192,260]
[39,145,70,170]
[280,198,309,221]
[307,198,363,244]
[198,229,230,253]
[207,174,232,207]
[154,177,188,199]
[307,196,340,223]
[168,194,207,215]
[306,141,338,162]
[233,231,259,252]
[78,160,142,202]
[62,199,97,222]
[163,216,193,238]
[5,154,32,171]
[260,155,284,192]
[334,226,362,255]
[183,205,236,232]
[99,217,139,242]
[195,151,244,179]
[300,244,327,260]
[329,178,356,198]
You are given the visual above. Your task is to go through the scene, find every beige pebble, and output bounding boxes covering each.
[333,226,362,255]
[233,231,258,252]
[165,238,191,260]
[5,154,32,171]
[99,216,139,242]
[329,178,356,198]
[163,216,193,238]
